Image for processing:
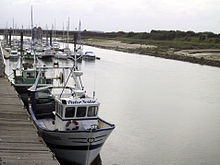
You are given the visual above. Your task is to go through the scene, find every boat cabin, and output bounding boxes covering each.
[54,97,100,131]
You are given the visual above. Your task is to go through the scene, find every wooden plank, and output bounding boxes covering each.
[0,105,26,113]
[0,78,59,165]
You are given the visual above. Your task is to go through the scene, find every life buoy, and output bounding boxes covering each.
[66,120,79,130]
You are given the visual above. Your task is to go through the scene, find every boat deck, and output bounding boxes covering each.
[38,118,56,130]
[0,46,59,165]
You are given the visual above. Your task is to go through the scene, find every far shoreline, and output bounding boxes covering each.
[81,38,220,68]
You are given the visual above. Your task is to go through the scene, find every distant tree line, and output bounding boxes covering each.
[82,30,220,42]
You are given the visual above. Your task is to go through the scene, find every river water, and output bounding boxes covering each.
[4,43,220,165]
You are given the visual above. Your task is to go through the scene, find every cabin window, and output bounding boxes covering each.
[76,107,86,117]
[88,106,98,117]
[65,107,75,118]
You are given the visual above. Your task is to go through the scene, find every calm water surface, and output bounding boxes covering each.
[4,44,220,165]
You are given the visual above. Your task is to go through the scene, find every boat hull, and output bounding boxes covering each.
[83,55,96,61]
[38,124,113,165]
[29,107,115,165]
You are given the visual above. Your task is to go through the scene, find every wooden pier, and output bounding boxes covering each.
[0,46,59,165]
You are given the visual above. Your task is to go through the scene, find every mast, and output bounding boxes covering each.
[54,18,56,41]
[20,28,23,69]
[67,17,70,48]
[62,22,65,48]
[46,24,48,46]
[31,5,34,41]
[74,32,77,69]
[50,25,53,47]
[31,5,36,67]
[5,22,8,45]
[12,18,14,36]
[78,20,82,47]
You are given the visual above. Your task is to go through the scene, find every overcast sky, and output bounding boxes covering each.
[0,0,220,33]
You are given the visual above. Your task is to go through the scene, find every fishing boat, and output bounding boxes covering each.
[12,66,53,94]
[11,62,53,108]
[52,41,60,51]
[54,51,68,59]
[28,63,115,165]
[39,48,54,59]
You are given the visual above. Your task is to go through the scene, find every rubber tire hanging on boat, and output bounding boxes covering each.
[66,120,79,130]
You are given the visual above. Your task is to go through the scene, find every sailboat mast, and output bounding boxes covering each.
[54,18,56,41]
[67,17,70,48]
[31,6,34,40]
[63,22,65,48]
[31,5,36,66]
[78,20,81,47]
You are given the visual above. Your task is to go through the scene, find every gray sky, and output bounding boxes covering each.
[1,0,220,33]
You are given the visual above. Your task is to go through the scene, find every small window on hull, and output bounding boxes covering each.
[76,107,86,117]
[88,106,98,117]
[65,107,75,118]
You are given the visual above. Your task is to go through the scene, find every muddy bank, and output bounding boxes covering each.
[81,39,220,68]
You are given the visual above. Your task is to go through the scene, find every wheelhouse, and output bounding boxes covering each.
[54,97,100,131]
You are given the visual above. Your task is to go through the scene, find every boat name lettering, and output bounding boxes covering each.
[67,100,96,104]
[82,100,96,104]
[68,100,82,104]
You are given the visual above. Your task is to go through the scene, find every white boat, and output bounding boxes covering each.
[63,47,72,56]
[29,65,115,165]
[9,49,19,59]
[52,42,60,51]
[54,51,68,59]
[39,48,54,59]
[84,51,96,60]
